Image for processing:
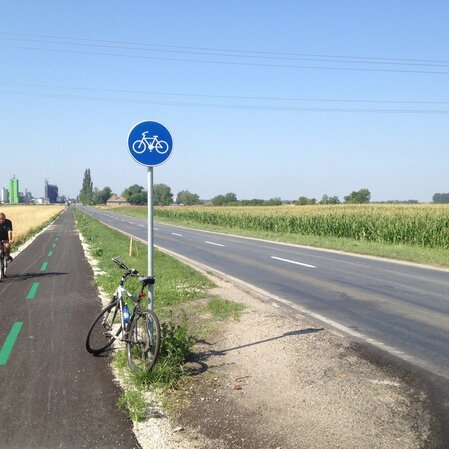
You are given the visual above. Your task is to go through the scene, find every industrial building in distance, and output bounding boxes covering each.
[0,176,67,204]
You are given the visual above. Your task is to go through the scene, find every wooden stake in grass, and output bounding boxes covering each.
[129,237,139,257]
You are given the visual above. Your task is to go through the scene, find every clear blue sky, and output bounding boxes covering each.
[1,1,448,202]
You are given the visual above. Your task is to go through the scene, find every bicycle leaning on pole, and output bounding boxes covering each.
[0,240,9,281]
[85,257,161,373]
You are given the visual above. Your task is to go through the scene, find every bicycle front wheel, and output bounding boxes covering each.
[86,301,122,354]
[0,257,4,280]
[155,140,169,154]
[127,310,161,373]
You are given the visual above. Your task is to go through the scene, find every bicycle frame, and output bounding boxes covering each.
[110,285,141,343]
[142,134,161,150]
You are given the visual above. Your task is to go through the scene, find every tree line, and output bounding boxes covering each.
[79,169,445,206]
[79,169,112,205]
[78,169,193,206]
[432,193,449,204]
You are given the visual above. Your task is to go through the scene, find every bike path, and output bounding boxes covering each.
[0,208,141,449]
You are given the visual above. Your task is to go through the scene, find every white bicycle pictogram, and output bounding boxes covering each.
[132,132,169,155]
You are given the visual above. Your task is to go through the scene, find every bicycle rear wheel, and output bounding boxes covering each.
[86,301,122,354]
[127,310,161,373]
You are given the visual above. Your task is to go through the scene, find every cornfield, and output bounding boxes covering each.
[0,205,65,243]
[154,204,449,249]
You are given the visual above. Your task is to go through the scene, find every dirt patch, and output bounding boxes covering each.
[154,275,430,449]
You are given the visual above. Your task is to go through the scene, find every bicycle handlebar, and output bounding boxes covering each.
[112,256,155,286]
[112,256,137,274]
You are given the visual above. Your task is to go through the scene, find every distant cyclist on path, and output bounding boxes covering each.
[0,213,14,261]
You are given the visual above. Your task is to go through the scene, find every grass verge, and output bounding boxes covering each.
[74,208,244,420]
[103,206,449,268]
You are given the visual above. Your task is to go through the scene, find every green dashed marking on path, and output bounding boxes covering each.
[0,322,23,365]
[40,262,48,272]
[27,282,40,300]
[48,251,53,257]
[51,242,57,249]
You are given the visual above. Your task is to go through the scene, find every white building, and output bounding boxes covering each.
[0,188,8,203]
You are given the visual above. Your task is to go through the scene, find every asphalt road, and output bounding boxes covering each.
[0,209,140,449]
[79,206,449,381]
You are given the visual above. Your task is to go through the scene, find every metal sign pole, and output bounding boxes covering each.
[148,166,154,311]
[128,120,172,312]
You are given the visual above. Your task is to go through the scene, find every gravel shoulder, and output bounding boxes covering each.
[78,233,435,449]
[133,271,433,449]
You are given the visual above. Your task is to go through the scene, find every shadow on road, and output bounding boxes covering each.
[4,272,68,281]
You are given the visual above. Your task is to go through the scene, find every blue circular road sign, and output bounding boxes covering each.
[128,121,173,167]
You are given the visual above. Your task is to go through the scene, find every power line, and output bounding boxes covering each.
[1,81,448,105]
[2,43,449,75]
[1,89,448,114]
[1,35,449,68]
[1,31,448,66]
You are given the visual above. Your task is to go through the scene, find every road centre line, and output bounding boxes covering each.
[0,322,23,366]
[171,232,183,237]
[271,256,316,268]
[205,241,225,247]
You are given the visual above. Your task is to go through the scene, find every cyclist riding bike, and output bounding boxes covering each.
[0,213,14,262]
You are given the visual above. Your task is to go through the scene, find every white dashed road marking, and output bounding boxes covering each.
[205,241,225,247]
[271,256,316,268]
